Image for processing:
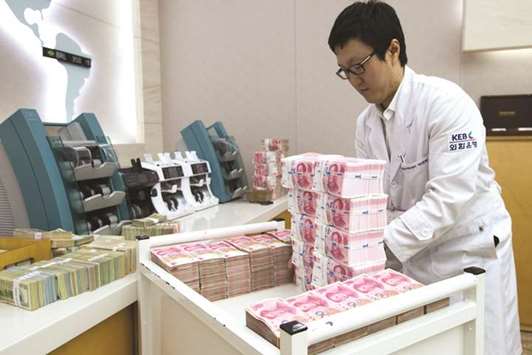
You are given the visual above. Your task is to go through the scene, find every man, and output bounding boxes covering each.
[328,1,521,354]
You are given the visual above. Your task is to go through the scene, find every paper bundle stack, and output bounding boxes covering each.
[251,234,293,286]
[266,230,291,244]
[246,298,310,347]
[311,252,384,287]
[122,217,180,240]
[246,270,447,353]
[290,214,318,290]
[206,240,251,297]
[12,228,94,256]
[316,226,384,267]
[314,282,372,310]
[16,260,80,300]
[53,256,100,292]
[250,138,289,201]
[343,274,400,300]
[262,138,289,153]
[318,194,387,232]
[0,239,134,311]
[149,230,293,299]
[282,153,387,290]
[64,249,127,287]
[0,267,58,310]
[227,235,274,291]
[179,242,228,301]
[285,291,343,320]
[150,245,200,291]
[82,236,137,273]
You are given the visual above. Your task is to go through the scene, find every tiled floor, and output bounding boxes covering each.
[523,331,532,354]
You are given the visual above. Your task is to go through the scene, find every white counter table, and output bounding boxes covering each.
[0,197,288,355]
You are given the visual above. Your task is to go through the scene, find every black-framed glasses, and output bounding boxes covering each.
[336,51,375,79]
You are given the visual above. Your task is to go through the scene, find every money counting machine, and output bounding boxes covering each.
[0,108,128,235]
[173,151,219,211]
[119,158,160,220]
[181,120,248,203]
[120,151,218,220]
[135,152,195,220]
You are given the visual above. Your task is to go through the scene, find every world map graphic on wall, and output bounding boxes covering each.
[4,0,90,121]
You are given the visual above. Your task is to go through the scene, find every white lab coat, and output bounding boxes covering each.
[355,66,521,355]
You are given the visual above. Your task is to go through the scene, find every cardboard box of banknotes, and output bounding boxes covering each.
[0,237,52,270]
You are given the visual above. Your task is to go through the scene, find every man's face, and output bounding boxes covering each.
[335,38,395,105]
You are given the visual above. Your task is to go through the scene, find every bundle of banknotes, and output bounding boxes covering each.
[151,245,200,291]
[150,230,294,301]
[226,235,275,292]
[57,248,127,287]
[246,269,445,351]
[283,153,388,291]
[121,215,180,240]
[266,230,291,244]
[12,228,94,257]
[282,153,386,197]
[251,138,289,200]
[317,226,385,266]
[241,234,293,286]
[179,241,229,301]
[205,240,252,297]
[289,191,388,232]
[0,237,134,310]
[82,236,137,273]
[310,250,386,288]
[262,138,289,153]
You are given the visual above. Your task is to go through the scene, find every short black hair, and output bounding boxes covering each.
[328,1,407,66]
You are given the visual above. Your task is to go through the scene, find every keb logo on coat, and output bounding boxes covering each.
[448,131,478,152]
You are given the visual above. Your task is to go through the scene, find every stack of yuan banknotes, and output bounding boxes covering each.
[246,269,449,352]
[150,230,293,301]
[283,153,388,291]
[251,138,289,200]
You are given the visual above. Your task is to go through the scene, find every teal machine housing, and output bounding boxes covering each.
[0,108,129,235]
[181,120,248,203]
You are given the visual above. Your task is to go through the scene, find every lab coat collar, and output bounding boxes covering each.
[377,68,404,121]
[396,66,415,129]
[365,66,415,180]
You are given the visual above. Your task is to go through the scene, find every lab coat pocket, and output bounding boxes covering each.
[395,156,428,210]
[430,217,497,279]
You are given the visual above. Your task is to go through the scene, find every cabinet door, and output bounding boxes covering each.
[49,304,137,355]
[487,141,532,328]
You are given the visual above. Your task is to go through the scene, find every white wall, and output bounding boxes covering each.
[0,0,165,167]
[461,48,532,105]
[159,0,462,176]
[159,0,297,176]
[463,0,532,52]
[139,0,164,157]
[0,0,141,144]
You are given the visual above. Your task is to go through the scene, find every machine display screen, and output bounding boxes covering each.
[163,166,184,179]
[192,163,209,175]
